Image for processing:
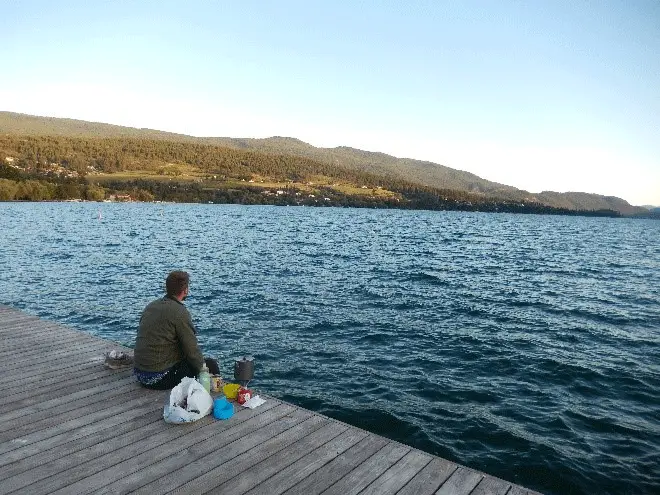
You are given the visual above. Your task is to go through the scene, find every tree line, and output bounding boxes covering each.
[0,135,622,217]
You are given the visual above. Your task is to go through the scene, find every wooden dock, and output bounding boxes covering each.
[0,305,541,495]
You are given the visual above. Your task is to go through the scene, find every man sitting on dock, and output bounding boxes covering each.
[133,270,219,390]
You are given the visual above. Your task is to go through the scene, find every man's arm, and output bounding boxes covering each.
[175,310,205,373]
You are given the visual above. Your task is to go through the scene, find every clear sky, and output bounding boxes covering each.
[1,0,658,205]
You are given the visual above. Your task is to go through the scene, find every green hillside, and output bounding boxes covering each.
[0,134,547,212]
[0,111,648,216]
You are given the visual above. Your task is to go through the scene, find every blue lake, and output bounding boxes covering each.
[1,202,658,494]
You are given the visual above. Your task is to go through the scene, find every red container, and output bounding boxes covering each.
[237,387,252,405]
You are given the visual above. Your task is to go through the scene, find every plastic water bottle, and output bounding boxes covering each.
[198,364,211,393]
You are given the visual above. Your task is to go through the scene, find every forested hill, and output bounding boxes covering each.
[0,111,648,216]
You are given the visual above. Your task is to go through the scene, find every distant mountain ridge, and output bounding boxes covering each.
[0,111,647,215]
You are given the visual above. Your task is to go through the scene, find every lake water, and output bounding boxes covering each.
[1,202,658,494]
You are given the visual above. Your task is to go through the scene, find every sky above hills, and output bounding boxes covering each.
[1,1,658,205]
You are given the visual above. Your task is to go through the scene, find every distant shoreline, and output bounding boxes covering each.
[2,198,656,220]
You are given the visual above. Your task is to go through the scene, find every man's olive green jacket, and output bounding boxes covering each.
[134,295,204,373]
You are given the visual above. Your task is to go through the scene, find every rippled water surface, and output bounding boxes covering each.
[1,202,658,494]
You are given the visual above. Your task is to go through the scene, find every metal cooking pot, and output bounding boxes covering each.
[234,355,255,381]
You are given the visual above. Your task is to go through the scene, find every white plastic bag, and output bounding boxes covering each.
[163,377,213,424]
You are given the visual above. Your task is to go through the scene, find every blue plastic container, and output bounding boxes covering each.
[213,397,234,420]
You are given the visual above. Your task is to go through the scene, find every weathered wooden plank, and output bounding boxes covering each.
[1,324,108,343]
[0,322,37,332]
[397,457,458,495]
[358,449,433,495]
[508,486,542,495]
[3,353,108,379]
[207,421,348,495]
[0,411,161,492]
[0,393,158,456]
[3,357,122,388]
[0,309,35,318]
[3,347,112,378]
[0,375,137,424]
[9,410,216,495]
[0,333,81,350]
[0,334,85,351]
[0,306,33,313]
[244,427,367,495]
[282,434,390,495]
[0,332,96,353]
[0,321,86,339]
[89,403,282,495]
[0,315,42,329]
[0,342,100,365]
[435,467,484,495]
[0,393,166,468]
[87,400,282,495]
[5,352,122,380]
[3,364,129,400]
[168,414,328,495]
[3,349,110,378]
[0,321,61,337]
[4,345,120,373]
[52,403,299,495]
[1,330,108,351]
[320,441,411,495]
[0,316,58,328]
[1,374,132,417]
[0,330,102,347]
[470,475,512,495]
[0,324,81,341]
[127,405,310,495]
[0,380,141,434]
[0,387,146,442]
[3,340,110,368]
[0,326,107,345]
[0,368,132,413]
[0,404,158,479]
[5,339,111,361]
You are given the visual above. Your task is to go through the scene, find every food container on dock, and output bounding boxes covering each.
[222,383,241,399]
[211,375,224,393]
[237,387,253,405]
[234,355,255,382]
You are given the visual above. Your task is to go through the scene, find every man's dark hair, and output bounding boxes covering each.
[166,271,189,297]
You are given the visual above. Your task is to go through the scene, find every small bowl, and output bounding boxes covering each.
[213,398,234,420]
[222,383,241,399]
